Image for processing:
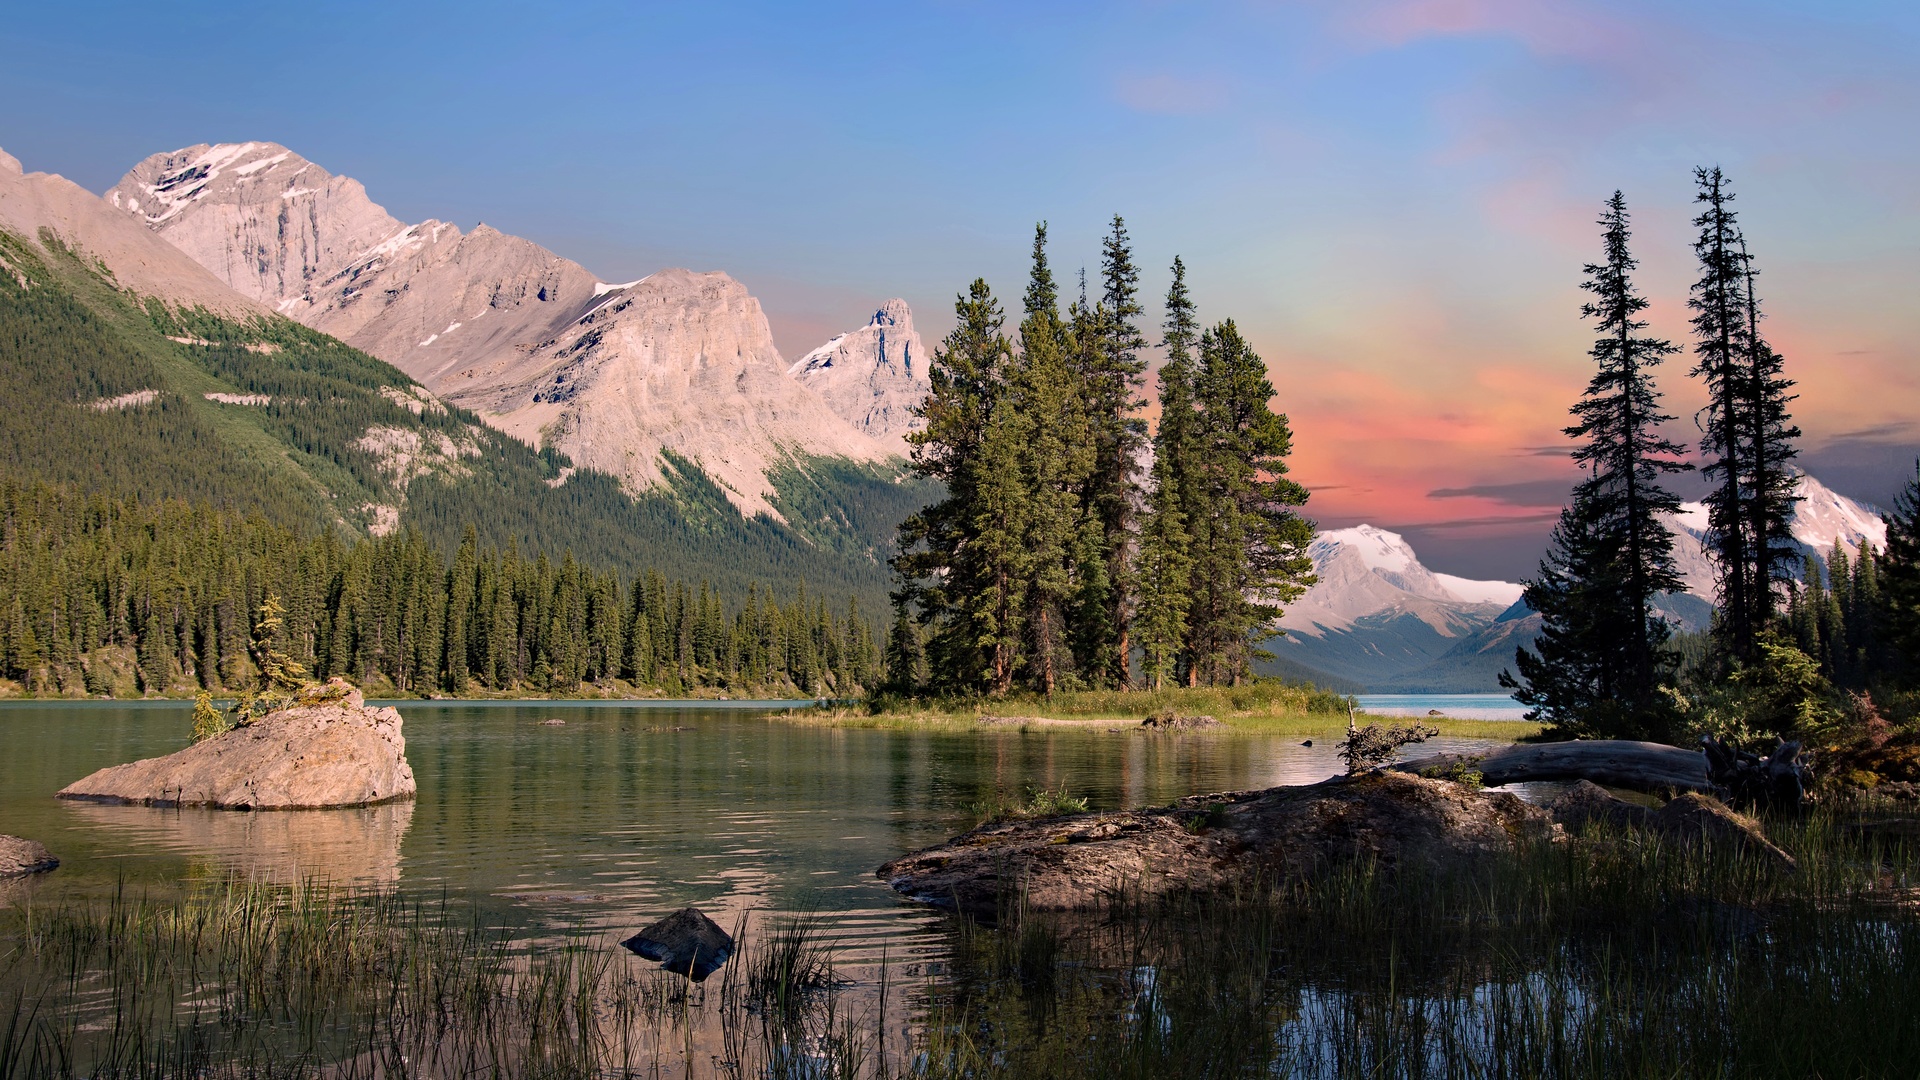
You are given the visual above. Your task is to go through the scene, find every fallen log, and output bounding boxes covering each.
[1395,739,1711,797]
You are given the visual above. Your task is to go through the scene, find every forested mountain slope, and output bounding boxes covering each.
[0,156,932,619]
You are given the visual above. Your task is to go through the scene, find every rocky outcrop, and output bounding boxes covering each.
[1550,780,1796,871]
[56,680,415,810]
[877,772,1557,919]
[109,142,893,515]
[788,299,930,455]
[0,836,57,876]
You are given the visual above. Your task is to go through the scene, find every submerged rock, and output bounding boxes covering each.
[56,679,415,810]
[621,907,735,981]
[877,772,1558,919]
[0,836,57,876]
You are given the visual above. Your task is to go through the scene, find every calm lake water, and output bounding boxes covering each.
[1357,693,1530,721]
[1,700,1505,958]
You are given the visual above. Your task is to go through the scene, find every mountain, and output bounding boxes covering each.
[1666,473,1887,596]
[1269,475,1889,692]
[107,142,900,517]
[789,299,932,455]
[1265,526,1532,692]
[1,144,921,611]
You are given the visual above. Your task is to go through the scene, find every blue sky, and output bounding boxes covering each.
[5,0,1916,577]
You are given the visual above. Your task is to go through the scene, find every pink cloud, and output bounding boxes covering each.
[1336,0,1643,62]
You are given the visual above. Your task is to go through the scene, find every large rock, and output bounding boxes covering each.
[0,836,57,876]
[56,679,414,810]
[877,772,1558,919]
[620,907,735,981]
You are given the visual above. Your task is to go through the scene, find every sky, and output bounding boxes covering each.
[3,0,1917,580]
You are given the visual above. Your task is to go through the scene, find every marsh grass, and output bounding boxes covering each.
[5,809,1915,1079]
[966,785,1093,825]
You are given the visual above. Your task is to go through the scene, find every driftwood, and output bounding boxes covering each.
[1395,740,1712,797]
[1701,736,1809,809]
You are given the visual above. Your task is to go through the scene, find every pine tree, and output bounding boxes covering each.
[1504,193,1690,736]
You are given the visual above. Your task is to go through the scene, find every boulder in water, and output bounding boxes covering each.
[620,907,735,981]
[0,836,57,876]
[56,679,414,810]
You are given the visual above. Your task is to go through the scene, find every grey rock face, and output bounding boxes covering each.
[788,299,930,455]
[0,835,58,876]
[109,143,890,512]
[621,907,735,981]
[56,679,416,810]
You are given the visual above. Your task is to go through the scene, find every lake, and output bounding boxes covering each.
[1357,692,1531,721]
[0,700,1503,955]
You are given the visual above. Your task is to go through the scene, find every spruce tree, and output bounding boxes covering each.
[1690,166,1755,663]
[1504,193,1690,736]
[1184,321,1314,684]
[890,279,1026,692]
[1011,224,1095,693]
[1089,216,1150,687]
[1136,258,1202,686]
[1736,231,1803,636]
[1882,462,1920,685]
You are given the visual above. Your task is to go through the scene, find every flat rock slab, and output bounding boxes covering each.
[56,680,415,810]
[878,772,1558,919]
[0,835,58,876]
[621,907,735,981]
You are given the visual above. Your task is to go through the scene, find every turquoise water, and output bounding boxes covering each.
[1,701,1505,956]
[1357,693,1530,721]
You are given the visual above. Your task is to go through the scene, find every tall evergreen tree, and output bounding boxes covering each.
[1011,224,1096,693]
[891,279,1026,692]
[1736,231,1803,637]
[1504,192,1690,736]
[1184,321,1314,685]
[1087,216,1151,687]
[1883,462,1920,685]
[1689,167,1801,666]
[1137,258,1202,686]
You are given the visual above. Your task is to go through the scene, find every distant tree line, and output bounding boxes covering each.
[889,219,1315,695]
[1507,170,1920,741]
[0,483,882,698]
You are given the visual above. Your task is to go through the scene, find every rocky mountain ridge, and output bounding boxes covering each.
[788,298,932,455]
[105,141,914,517]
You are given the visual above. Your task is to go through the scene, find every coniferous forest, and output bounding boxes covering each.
[0,483,882,698]
[889,220,1316,695]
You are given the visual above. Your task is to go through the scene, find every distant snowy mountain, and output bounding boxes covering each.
[1267,473,1887,692]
